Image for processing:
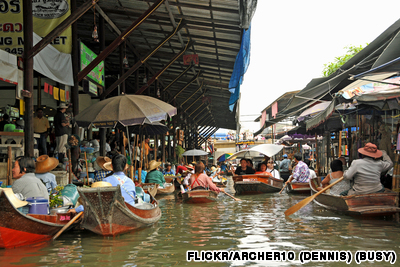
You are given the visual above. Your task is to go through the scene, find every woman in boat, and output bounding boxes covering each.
[231,158,256,175]
[317,159,350,195]
[255,162,273,176]
[145,160,166,187]
[343,143,392,196]
[189,163,224,193]
[163,162,175,176]
[12,156,49,201]
[266,160,281,179]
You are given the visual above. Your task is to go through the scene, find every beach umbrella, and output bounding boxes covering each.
[217,153,233,162]
[75,94,177,128]
[228,144,283,160]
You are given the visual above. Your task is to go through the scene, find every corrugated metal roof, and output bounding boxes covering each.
[76,0,252,129]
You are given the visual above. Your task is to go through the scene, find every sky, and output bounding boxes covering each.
[230,0,400,134]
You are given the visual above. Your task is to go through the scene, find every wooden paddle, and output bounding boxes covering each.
[284,177,344,216]
[53,211,83,240]
[223,191,241,201]
[279,182,288,194]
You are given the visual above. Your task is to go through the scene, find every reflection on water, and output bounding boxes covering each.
[1,177,400,266]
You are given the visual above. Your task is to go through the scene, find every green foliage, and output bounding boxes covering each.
[175,145,185,163]
[322,44,367,77]
[49,185,64,208]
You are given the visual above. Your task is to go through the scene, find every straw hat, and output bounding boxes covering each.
[2,188,28,208]
[148,160,161,172]
[185,164,194,170]
[96,156,112,171]
[91,181,112,188]
[35,155,59,174]
[103,162,129,172]
[210,166,216,172]
[358,143,382,159]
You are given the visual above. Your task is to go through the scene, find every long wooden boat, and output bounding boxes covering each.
[157,183,175,195]
[182,189,218,204]
[77,185,161,236]
[286,182,311,194]
[165,176,182,190]
[0,189,79,249]
[141,183,158,197]
[309,177,400,217]
[233,174,283,195]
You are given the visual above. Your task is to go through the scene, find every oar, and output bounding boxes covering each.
[279,182,289,194]
[223,191,241,201]
[284,177,344,216]
[53,212,83,240]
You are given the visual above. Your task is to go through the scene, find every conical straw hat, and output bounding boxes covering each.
[35,155,59,174]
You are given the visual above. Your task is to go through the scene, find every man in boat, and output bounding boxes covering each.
[279,154,291,182]
[343,143,392,196]
[231,158,256,175]
[285,153,310,184]
[189,163,224,193]
[12,156,49,201]
[163,162,175,176]
[146,160,166,187]
[35,155,59,193]
[94,156,112,181]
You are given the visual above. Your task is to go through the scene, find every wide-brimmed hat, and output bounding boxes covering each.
[210,166,216,172]
[96,156,112,171]
[148,160,161,172]
[103,162,129,172]
[91,181,112,188]
[59,103,69,109]
[2,188,28,208]
[185,164,194,170]
[358,143,382,159]
[35,155,59,174]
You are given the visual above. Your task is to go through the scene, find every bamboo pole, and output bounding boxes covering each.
[132,134,138,180]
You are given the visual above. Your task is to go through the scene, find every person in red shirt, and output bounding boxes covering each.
[176,164,188,175]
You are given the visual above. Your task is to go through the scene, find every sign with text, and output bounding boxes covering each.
[80,42,105,87]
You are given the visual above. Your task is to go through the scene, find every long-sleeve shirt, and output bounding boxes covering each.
[145,170,165,186]
[291,161,310,183]
[189,173,221,193]
[104,172,136,206]
[35,172,58,193]
[12,173,49,201]
[344,152,392,195]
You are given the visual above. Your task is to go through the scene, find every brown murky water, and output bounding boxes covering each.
[1,178,400,266]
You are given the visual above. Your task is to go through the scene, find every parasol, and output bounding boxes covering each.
[227,144,283,160]
[75,94,177,128]
[182,149,209,156]
[302,144,311,150]
[217,153,233,162]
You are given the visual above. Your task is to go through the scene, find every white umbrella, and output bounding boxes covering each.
[302,144,311,150]
[182,149,208,156]
[280,135,292,141]
[228,144,283,160]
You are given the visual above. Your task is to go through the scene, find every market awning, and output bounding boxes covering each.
[306,99,337,131]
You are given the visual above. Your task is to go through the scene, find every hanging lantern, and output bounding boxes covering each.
[157,88,161,98]
[123,56,129,68]
[92,26,99,42]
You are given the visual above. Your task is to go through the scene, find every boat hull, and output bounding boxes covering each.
[78,185,161,236]
[157,184,175,195]
[182,190,218,203]
[287,182,311,194]
[309,177,400,217]
[233,175,283,195]
[0,190,77,249]
[141,183,158,197]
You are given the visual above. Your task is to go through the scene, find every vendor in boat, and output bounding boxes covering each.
[343,143,392,196]
[285,153,310,184]
[103,154,137,206]
[35,155,59,193]
[94,156,112,182]
[231,158,256,175]
[12,156,49,201]
[317,159,350,195]
[163,162,175,176]
[146,160,166,187]
[189,163,224,193]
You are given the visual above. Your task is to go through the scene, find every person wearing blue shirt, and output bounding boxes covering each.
[163,162,175,175]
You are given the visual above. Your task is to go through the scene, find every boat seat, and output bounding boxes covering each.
[135,203,155,210]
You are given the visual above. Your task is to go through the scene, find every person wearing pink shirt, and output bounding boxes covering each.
[189,163,224,193]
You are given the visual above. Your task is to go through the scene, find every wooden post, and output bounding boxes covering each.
[315,133,319,176]
[132,134,137,180]
[7,146,12,186]
[68,149,73,184]
[154,135,158,161]
[162,134,166,163]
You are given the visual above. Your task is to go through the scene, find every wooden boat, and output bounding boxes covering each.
[0,189,79,249]
[165,176,182,190]
[156,183,175,195]
[77,185,161,236]
[286,182,311,194]
[141,183,158,197]
[182,189,218,204]
[309,177,400,217]
[233,174,283,195]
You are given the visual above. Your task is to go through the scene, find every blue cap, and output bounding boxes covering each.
[283,154,288,158]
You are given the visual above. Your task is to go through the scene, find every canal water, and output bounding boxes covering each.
[1,178,400,267]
